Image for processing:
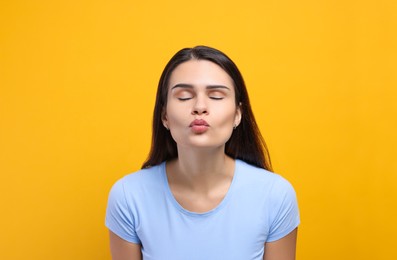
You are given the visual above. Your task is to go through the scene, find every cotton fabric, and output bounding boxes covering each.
[106,159,300,260]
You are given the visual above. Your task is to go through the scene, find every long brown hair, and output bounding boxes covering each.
[142,46,272,171]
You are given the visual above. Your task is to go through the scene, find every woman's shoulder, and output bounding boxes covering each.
[109,162,165,194]
[236,159,277,180]
[236,159,295,193]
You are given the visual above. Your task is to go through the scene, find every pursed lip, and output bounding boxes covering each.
[189,119,209,127]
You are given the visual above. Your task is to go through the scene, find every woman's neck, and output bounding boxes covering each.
[166,146,235,194]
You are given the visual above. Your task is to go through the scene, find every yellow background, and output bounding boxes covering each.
[1,0,396,259]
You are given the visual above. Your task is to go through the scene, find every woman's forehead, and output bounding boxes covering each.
[168,60,233,88]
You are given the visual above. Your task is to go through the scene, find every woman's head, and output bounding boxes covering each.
[142,46,272,171]
[162,59,242,151]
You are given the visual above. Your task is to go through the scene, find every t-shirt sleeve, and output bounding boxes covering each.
[267,175,300,242]
[105,179,141,244]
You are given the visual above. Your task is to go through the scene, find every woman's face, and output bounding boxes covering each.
[163,59,241,150]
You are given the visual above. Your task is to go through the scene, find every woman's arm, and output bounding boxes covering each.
[109,231,142,260]
[263,228,298,260]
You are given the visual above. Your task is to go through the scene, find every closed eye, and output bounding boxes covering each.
[208,90,226,100]
[178,97,192,101]
[174,89,194,101]
[209,96,224,100]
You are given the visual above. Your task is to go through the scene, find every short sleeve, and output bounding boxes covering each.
[267,175,300,242]
[105,179,141,244]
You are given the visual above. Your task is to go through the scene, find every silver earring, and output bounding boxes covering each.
[164,125,169,130]
[233,124,237,130]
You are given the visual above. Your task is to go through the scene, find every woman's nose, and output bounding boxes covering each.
[192,96,208,115]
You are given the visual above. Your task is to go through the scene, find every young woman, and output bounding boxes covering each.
[106,46,300,260]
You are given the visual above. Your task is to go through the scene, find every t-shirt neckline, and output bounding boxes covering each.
[161,159,240,217]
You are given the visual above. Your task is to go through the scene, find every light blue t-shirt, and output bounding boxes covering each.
[105,160,300,260]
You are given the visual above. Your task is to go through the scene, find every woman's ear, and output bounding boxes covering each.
[162,108,169,130]
[234,102,242,128]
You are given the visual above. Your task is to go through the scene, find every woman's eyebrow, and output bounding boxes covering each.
[171,84,193,90]
[206,85,230,90]
[171,84,230,90]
